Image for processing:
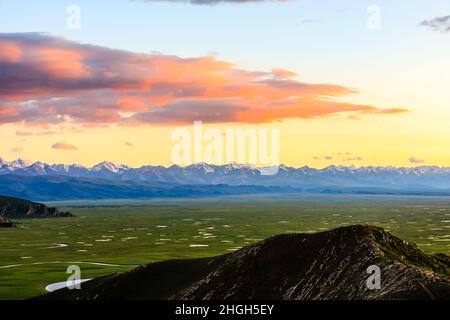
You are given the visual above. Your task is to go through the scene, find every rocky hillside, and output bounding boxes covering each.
[36,225,450,300]
[0,216,16,228]
[0,195,73,218]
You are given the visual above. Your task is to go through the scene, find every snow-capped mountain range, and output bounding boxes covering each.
[2,157,450,189]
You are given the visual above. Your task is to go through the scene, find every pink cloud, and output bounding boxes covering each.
[0,33,409,126]
[0,41,22,63]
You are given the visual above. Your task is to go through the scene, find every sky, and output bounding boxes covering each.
[0,0,449,168]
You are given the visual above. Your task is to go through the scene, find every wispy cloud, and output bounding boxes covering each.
[313,155,333,161]
[409,156,425,164]
[342,156,363,162]
[16,130,58,136]
[15,130,33,136]
[0,33,408,126]
[52,142,78,150]
[420,15,450,33]
[299,18,317,25]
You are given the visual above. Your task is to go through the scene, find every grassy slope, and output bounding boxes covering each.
[1,195,449,299]
[37,225,450,300]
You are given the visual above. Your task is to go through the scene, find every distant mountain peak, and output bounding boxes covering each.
[189,163,216,172]
[92,161,129,173]
[2,157,450,192]
[9,158,31,168]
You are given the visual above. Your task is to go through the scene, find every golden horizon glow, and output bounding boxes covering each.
[1,32,449,168]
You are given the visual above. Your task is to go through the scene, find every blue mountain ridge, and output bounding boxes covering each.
[1,158,450,200]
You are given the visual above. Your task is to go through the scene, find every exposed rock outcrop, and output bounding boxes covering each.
[0,195,73,218]
[0,216,16,228]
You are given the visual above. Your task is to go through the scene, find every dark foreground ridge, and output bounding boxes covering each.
[0,195,74,222]
[36,225,450,300]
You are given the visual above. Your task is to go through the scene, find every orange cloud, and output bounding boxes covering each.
[0,33,409,126]
[117,97,149,111]
[367,108,409,114]
[15,130,33,136]
[52,142,78,150]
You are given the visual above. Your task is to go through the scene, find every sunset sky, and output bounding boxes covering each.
[0,0,449,168]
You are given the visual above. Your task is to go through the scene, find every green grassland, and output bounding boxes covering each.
[1,194,450,300]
